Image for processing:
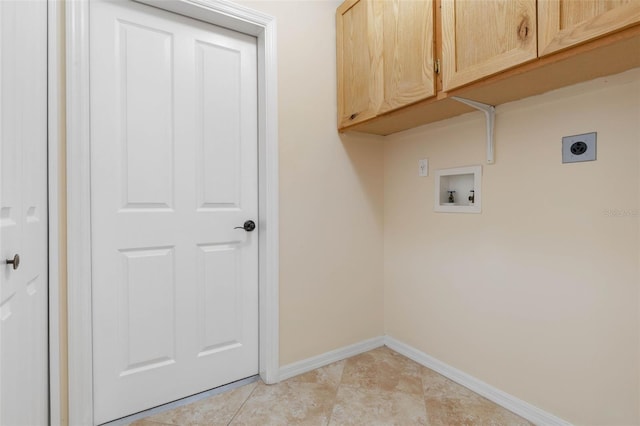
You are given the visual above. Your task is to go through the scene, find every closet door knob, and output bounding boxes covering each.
[5,254,20,270]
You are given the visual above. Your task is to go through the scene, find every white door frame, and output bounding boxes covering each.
[65,1,279,424]
[48,0,63,424]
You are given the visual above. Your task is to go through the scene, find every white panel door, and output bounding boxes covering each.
[0,1,49,425]
[90,0,259,423]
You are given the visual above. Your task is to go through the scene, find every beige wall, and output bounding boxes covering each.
[236,0,385,365]
[384,68,640,425]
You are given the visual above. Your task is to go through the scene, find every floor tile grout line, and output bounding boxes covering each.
[324,385,340,426]
[419,362,429,425]
[226,381,261,425]
[325,359,348,426]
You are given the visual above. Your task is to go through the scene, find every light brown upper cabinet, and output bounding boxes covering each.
[337,0,435,129]
[336,0,640,135]
[441,0,538,91]
[380,0,435,114]
[538,0,640,56]
[336,0,384,128]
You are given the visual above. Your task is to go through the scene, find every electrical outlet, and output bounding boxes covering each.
[418,159,428,177]
[562,132,596,163]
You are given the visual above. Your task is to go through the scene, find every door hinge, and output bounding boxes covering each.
[434,59,441,75]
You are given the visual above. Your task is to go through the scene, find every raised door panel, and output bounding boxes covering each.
[538,0,640,56]
[337,0,383,128]
[196,244,242,356]
[380,0,435,114]
[195,41,242,210]
[119,22,175,210]
[118,247,176,375]
[441,0,537,91]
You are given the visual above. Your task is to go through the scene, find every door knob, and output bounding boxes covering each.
[5,254,20,270]
[234,220,256,232]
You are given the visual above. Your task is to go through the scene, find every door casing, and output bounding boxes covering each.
[64,1,280,424]
[48,0,64,424]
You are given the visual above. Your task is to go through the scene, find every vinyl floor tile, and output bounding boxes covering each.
[129,421,176,426]
[134,382,257,426]
[230,381,337,426]
[329,384,427,425]
[340,347,423,395]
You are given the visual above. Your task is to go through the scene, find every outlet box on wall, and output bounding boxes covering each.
[562,132,596,163]
[434,166,482,213]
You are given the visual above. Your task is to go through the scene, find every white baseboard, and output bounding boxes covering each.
[384,336,571,426]
[278,336,385,382]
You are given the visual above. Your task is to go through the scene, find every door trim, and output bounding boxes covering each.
[65,1,279,423]
[48,0,64,424]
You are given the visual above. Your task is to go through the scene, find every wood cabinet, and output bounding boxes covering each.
[538,0,640,56]
[336,0,383,128]
[337,0,640,135]
[336,0,435,128]
[380,0,435,113]
[441,0,537,91]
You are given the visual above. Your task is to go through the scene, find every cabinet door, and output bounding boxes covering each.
[538,0,640,56]
[441,0,537,91]
[380,0,435,114]
[337,0,383,128]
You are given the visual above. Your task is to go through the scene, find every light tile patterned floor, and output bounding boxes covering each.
[131,346,532,425]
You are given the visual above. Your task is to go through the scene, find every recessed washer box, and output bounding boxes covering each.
[434,165,481,214]
[562,132,596,163]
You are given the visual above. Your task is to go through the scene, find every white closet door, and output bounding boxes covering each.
[0,1,49,425]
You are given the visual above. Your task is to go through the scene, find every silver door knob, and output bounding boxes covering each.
[5,254,20,270]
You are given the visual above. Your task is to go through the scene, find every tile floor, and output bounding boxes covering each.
[130,346,532,425]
